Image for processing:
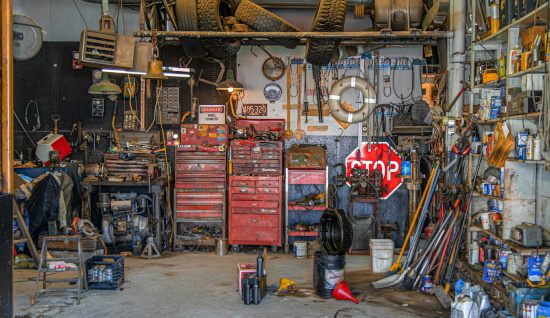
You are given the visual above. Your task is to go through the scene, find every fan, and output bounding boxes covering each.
[13,14,43,61]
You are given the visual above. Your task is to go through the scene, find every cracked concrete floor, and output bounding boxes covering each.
[14,251,449,318]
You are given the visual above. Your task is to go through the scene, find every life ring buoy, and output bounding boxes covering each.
[328,76,376,123]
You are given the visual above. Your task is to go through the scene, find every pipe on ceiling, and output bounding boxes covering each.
[80,0,374,9]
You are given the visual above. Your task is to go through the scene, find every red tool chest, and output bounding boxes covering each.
[231,140,283,175]
[228,175,283,250]
[228,119,285,253]
[174,124,228,247]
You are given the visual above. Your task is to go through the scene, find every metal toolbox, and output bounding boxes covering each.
[285,144,327,169]
[231,140,283,175]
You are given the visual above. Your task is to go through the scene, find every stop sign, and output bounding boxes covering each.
[345,142,403,199]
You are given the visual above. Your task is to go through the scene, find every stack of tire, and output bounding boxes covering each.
[176,0,241,58]
[176,0,347,64]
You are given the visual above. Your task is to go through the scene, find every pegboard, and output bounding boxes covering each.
[13,42,237,158]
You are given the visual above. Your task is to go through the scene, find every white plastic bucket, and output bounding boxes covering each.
[293,241,307,258]
[370,239,394,273]
[480,212,491,230]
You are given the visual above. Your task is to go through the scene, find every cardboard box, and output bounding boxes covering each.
[237,263,256,295]
[521,26,546,48]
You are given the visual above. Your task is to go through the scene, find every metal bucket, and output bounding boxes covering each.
[215,238,228,255]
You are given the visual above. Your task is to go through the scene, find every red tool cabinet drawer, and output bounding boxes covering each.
[231,207,278,214]
[230,200,278,209]
[176,180,225,189]
[230,194,279,201]
[287,169,326,184]
[230,186,256,194]
[229,227,279,243]
[230,214,279,228]
[255,179,279,187]
[230,179,255,187]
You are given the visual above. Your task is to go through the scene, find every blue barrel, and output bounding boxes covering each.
[538,301,550,317]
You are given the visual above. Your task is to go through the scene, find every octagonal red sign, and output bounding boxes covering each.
[345,142,403,199]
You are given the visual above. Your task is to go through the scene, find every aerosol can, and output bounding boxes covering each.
[470,241,480,265]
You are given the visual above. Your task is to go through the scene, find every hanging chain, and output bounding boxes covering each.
[152,29,159,58]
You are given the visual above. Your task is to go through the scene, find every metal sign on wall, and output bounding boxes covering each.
[198,105,226,124]
[345,142,403,199]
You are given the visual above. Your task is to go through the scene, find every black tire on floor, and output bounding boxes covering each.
[235,0,301,49]
[305,0,348,66]
[176,0,208,58]
[197,0,241,57]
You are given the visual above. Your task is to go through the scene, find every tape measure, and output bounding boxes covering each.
[307,125,329,132]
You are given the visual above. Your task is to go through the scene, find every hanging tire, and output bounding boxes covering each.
[306,0,348,66]
[235,0,301,49]
[197,0,241,57]
[176,0,208,58]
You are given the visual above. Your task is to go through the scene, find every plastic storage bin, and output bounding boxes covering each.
[369,239,394,273]
[86,255,125,290]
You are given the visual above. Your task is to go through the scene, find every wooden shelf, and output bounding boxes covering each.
[471,2,548,48]
[470,224,506,244]
[473,190,506,200]
[288,231,318,237]
[475,112,543,124]
[504,63,547,79]
[474,80,504,89]
[470,224,550,253]
[471,154,545,164]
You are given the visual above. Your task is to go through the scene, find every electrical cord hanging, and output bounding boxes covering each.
[392,58,414,102]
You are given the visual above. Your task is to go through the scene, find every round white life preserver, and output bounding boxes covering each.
[328,76,376,123]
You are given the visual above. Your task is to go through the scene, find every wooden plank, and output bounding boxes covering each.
[283,104,329,116]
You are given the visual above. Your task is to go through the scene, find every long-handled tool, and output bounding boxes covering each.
[284,65,293,140]
[403,167,441,269]
[303,63,309,124]
[402,210,453,290]
[387,163,439,275]
[373,167,441,289]
[443,143,486,291]
[312,65,324,123]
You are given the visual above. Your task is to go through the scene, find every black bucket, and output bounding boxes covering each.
[313,251,346,298]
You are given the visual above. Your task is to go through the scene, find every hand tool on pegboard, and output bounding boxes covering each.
[303,62,309,123]
[284,64,293,140]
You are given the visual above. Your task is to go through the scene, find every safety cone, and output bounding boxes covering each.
[332,281,359,303]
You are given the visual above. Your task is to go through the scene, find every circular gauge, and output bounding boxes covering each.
[262,57,285,81]
[264,83,282,103]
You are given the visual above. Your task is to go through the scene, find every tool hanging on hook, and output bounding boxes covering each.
[312,65,324,123]
[303,62,309,124]
[25,100,41,131]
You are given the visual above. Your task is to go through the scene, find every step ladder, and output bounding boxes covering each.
[31,236,88,306]
[13,200,39,265]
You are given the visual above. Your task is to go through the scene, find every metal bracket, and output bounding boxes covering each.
[197,58,225,87]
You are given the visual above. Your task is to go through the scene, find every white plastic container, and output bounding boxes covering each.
[470,241,480,265]
[370,239,394,273]
[521,73,544,91]
[451,297,474,318]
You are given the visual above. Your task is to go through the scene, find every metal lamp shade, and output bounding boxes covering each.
[88,72,122,94]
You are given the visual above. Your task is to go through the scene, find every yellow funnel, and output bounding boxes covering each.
[278,277,297,292]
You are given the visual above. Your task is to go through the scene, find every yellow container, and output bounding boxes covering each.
[491,3,500,34]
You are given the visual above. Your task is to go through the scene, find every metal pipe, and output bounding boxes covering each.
[449,0,466,120]
[134,30,452,39]
[82,0,375,8]
[2,0,13,193]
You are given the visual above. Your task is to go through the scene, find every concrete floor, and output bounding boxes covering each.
[14,250,449,318]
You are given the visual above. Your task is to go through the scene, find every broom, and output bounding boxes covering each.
[387,163,439,275]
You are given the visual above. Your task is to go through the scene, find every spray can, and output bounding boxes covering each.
[470,241,480,265]
[534,133,542,160]
[526,135,534,160]
[491,3,500,34]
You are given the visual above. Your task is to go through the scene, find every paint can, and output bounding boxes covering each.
[522,299,541,318]
[483,260,503,283]
[215,238,228,255]
[293,241,307,258]
[480,212,491,230]
[422,275,433,292]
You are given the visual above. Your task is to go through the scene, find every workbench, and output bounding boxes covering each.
[80,179,167,250]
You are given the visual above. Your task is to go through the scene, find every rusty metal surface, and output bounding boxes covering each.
[134,30,452,39]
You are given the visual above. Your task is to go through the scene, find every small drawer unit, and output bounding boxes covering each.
[174,124,228,247]
[228,175,283,251]
[230,140,283,175]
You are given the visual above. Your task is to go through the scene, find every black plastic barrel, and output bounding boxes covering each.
[313,251,346,298]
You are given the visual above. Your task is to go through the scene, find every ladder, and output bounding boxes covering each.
[31,236,88,306]
[13,200,39,265]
